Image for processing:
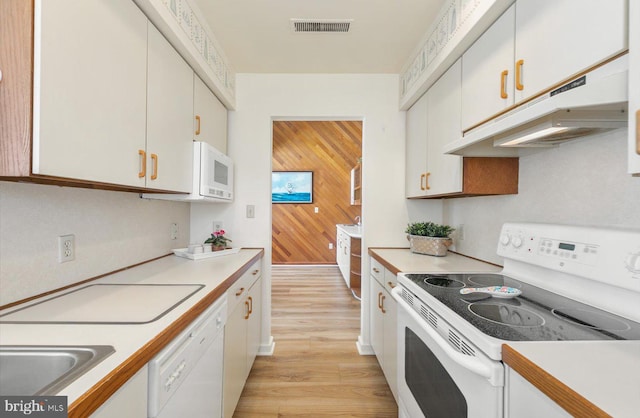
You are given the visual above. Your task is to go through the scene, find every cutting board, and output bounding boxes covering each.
[0,284,204,324]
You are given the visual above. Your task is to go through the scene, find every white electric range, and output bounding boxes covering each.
[392,222,640,418]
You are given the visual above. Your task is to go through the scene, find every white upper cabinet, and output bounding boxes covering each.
[426,59,463,196]
[193,75,228,153]
[514,0,628,103]
[461,5,515,131]
[629,0,640,175]
[405,92,429,197]
[461,0,628,132]
[146,23,194,192]
[33,0,148,187]
[406,60,463,198]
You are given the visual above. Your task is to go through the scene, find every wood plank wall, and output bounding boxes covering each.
[272,121,362,264]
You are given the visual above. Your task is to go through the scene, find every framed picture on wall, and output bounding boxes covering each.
[272,171,313,203]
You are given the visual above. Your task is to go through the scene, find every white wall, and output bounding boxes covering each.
[412,128,640,265]
[0,182,190,305]
[197,73,445,353]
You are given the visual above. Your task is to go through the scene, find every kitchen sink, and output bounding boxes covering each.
[0,345,115,396]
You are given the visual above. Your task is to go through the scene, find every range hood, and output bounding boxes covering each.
[446,55,629,156]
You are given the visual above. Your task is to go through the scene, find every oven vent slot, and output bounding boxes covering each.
[401,288,414,306]
[448,330,476,357]
[427,311,438,329]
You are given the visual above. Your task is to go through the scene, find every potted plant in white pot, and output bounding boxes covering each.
[405,222,455,257]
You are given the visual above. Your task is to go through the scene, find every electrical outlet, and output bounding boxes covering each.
[329,243,334,250]
[58,234,75,263]
[213,221,223,232]
[458,224,465,241]
[170,223,178,240]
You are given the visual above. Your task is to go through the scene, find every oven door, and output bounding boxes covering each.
[392,286,504,418]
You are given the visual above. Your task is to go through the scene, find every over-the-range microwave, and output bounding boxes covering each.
[142,141,233,202]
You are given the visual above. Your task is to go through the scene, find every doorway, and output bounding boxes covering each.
[271,120,362,264]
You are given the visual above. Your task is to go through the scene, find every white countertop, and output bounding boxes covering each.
[0,249,262,406]
[368,247,502,274]
[505,341,640,418]
[337,224,362,238]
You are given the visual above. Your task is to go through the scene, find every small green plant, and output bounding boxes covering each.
[405,222,455,238]
[204,229,232,247]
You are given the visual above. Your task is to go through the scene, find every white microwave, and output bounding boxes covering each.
[194,141,233,201]
[142,142,233,202]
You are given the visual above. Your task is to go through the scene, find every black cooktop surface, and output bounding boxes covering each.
[403,273,640,342]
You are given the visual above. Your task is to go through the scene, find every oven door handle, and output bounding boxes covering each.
[392,287,497,384]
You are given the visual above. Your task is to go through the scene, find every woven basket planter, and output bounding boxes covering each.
[407,235,453,257]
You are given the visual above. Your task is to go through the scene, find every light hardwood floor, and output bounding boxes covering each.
[233,265,398,417]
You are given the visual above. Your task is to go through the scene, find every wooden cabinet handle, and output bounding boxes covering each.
[387,281,396,289]
[235,287,245,296]
[138,150,146,178]
[248,296,253,314]
[244,301,250,319]
[252,269,259,275]
[420,173,426,191]
[377,292,383,310]
[636,109,640,155]
[373,267,380,273]
[150,154,158,180]
[195,115,201,135]
[515,59,524,91]
[425,172,431,190]
[381,295,386,313]
[500,70,509,99]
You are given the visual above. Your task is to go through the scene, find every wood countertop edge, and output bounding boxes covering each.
[367,247,500,275]
[502,344,611,418]
[68,249,264,417]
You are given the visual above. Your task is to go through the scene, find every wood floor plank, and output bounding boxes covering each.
[233,265,397,417]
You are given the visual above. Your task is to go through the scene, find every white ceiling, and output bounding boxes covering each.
[192,0,447,74]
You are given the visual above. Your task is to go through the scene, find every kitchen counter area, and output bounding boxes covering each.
[0,248,263,416]
[504,341,640,418]
[368,247,502,275]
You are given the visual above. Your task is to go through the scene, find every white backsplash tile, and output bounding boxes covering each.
[0,182,189,305]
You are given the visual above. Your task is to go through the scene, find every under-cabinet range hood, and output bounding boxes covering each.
[446,55,629,156]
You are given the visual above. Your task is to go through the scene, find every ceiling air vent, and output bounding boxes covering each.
[291,19,353,33]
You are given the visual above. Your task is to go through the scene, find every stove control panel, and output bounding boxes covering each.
[497,223,640,292]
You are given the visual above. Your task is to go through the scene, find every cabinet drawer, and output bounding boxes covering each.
[227,259,262,311]
[384,269,398,293]
[370,257,384,284]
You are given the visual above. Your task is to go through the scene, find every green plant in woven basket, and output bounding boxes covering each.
[405,222,455,238]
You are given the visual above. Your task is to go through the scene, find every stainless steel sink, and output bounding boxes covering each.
[0,345,115,396]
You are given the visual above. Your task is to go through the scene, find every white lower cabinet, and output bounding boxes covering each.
[505,366,570,418]
[336,228,351,286]
[369,257,397,400]
[90,366,148,418]
[223,259,263,418]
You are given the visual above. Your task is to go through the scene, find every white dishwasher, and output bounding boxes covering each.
[148,297,226,418]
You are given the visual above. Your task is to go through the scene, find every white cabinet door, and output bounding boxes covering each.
[629,1,640,175]
[370,277,385,368]
[461,4,515,131]
[33,0,147,186]
[194,75,228,153]
[426,59,463,196]
[246,276,262,375]
[223,296,248,418]
[381,283,397,401]
[514,0,628,103]
[337,229,351,286]
[405,92,428,197]
[91,366,148,418]
[146,23,193,192]
[506,366,570,418]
